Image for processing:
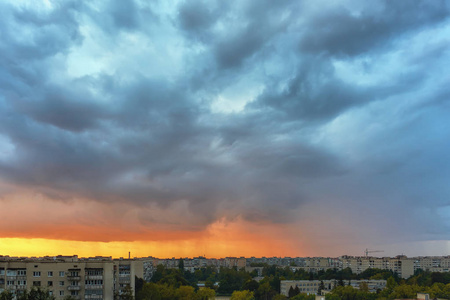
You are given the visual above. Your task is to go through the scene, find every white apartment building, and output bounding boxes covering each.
[280,279,387,296]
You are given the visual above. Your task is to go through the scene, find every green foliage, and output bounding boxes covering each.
[16,287,56,300]
[328,285,376,300]
[175,286,195,300]
[136,276,145,294]
[318,280,325,295]
[388,284,421,299]
[243,280,259,292]
[272,295,287,300]
[254,281,276,300]
[217,267,251,295]
[119,284,135,300]
[290,293,315,300]
[0,290,13,300]
[136,282,216,300]
[178,259,185,271]
[230,290,255,300]
[197,288,215,300]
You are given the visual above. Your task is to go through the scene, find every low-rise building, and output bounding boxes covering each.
[280,279,387,296]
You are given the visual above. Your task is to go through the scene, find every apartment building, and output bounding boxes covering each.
[155,256,247,271]
[338,256,416,278]
[0,256,144,300]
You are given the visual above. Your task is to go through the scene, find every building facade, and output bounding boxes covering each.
[280,279,387,296]
[0,256,144,300]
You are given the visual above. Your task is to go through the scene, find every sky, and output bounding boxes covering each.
[0,0,449,259]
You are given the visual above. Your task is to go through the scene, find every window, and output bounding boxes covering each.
[59,291,64,296]
[33,281,41,287]
[48,271,53,277]
[59,281,65,286]
[18,280,26,286]
[85,280,103,285]
[70,271,79,277]
[49,291,53,296]
[59,271,65,277]
[33,271,41,277]
[7,270,16,276]
[7,281,15,286]
[48,281,53,287]
[71,291,78,296]
[18,270,26,276]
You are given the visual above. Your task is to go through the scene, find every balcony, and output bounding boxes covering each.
[119,278,130,284]
[84,295,103,300]
[85,275,103,280]
[85,285,103,290]
[68,286,81,291]
[68,276,81,281]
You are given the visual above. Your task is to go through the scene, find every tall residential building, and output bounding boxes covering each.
[0,256,144,300]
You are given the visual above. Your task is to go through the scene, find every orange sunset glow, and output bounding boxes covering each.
[0,218,301,258]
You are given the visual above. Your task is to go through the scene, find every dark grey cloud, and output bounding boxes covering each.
[298,0,449,57]
[0,0,450,250]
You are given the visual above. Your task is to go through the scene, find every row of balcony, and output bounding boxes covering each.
[6,276,27,280]
[67,285,104,291]
[67,275,103,281]
[84,295,103,300]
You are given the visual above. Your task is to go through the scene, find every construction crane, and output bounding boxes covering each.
[365,248,384,257]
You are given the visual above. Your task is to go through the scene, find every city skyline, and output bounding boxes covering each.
[0,0,450,258]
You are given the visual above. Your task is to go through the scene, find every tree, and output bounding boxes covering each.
[135,276,145,295]
[119,284,134,300]
[291,294,315,300]
[156,283,176,300]
[0,290,13,300]
[197,287,216,300]
[358,282,369,293]
[243,280,259,292]
[230,290,255,300]
[176,286,195,300]
[136,282,161,300]
[178,258,185,271]
[254,281,276,300]
[17,288,56,300]
[318,280,325,295]
[288,286,296,298]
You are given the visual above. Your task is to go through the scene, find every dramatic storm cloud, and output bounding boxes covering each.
[0,0,449,256]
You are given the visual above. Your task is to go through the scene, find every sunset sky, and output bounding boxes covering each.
[0,0,449,258]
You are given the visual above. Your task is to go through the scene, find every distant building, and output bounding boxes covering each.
[280,279,387,296]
